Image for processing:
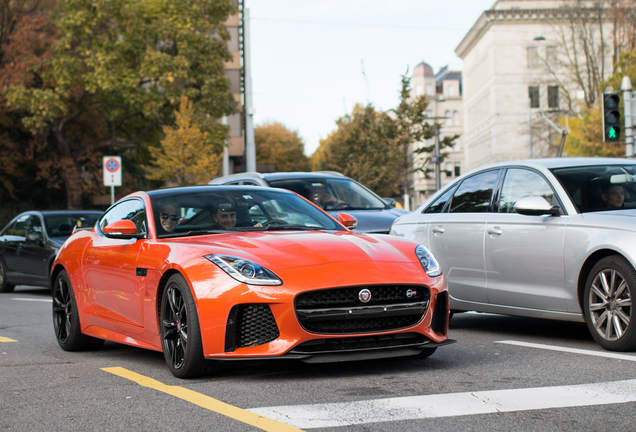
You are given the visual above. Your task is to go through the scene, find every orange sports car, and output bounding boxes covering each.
[52,186,453,378]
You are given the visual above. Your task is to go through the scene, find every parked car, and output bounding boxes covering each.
[51,186,453,378]
[390,157,636,352]
[0,210,102,292]
[209,171,408,233]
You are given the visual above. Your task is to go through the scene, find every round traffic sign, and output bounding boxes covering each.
[105,158,120,173]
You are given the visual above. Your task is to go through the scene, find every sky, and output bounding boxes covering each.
[247,0,495,156]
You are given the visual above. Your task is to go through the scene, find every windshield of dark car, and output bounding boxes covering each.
[268,178,387,210]
[150,189,343,238]
[550,164,636,213]
[44,214,100,237]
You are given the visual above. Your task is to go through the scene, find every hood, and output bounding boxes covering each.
[579,209,636,231]
[168,231,415,271]
[327,208,410,234]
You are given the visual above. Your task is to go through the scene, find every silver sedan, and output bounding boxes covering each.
[391,157,636,351]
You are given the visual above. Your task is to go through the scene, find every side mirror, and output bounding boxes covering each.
[337,212,358,230]
[514,196,561,216]
[26,232,43,242]
[103,220,145,239]
[383,197,397,208]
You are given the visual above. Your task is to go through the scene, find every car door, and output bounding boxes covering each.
[18,214,53,284]
[484,168,568,311]
[0,214,30,276]
[428,169,501,304]
[83,199,147,327]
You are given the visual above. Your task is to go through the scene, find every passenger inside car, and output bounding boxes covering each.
[601,183,625,209]
[159,205,179,233]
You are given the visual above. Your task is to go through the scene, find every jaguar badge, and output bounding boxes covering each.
[358,289,372,303]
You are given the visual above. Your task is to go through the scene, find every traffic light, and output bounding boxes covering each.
[602,92,621,143]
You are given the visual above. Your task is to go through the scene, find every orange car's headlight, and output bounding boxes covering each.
[204,254,283,286]
[415,245,442,277]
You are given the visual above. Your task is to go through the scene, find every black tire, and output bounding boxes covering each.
[415,347,438,359]
[0,258,15,293]
[160,273,218,378]
[584,256,636,351]
[52,270,104,351]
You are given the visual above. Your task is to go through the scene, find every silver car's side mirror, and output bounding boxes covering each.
[514,196,561,216]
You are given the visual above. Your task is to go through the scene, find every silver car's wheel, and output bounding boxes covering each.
[584,256,636,351]
[0,259,15,293]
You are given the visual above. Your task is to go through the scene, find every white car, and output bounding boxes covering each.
[390,157,636,352]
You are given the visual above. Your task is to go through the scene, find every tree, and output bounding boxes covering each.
[254,122,310,172]
[144,96,221,186]
[5,0,237,209]
[311,104,401,197]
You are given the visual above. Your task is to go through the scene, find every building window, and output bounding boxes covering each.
[453,110,459,126]
[454,163,461,177]
[527,47,540,68]
[426,84,433,96]
[548,85,559,109]
[445,162,453,178]
[529,86,540,108]
[448,84,456,97]
[444,110,451,126]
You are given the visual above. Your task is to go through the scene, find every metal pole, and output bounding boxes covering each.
[621,76,634,158]
[529,106,533,158]
[434,123,441,191]
[222,116,230,176]
[111,185,115,205]
[243,8,257,172]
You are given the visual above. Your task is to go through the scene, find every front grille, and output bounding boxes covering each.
[225,304,279,352]
[431,291,448,335]
[290,333,429,354]
[295,285,430,334]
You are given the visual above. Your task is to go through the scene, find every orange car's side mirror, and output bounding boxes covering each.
[337,213,358,230]
[103,220,144,239]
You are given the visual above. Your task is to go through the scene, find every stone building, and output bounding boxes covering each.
[410,62,464,206]
[455,0,615,171]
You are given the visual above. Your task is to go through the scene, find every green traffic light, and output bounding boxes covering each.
[609,127,617,139]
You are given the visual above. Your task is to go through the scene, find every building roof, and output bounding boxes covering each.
[413,61,435,78]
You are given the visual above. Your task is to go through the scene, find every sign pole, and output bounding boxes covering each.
[111,185,115,205]
[621,76,634,158]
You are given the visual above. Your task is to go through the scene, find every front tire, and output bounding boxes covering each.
[584,256,636,351]
[0,259,15,293]
[52,270,104,351]
[160,273,217,378]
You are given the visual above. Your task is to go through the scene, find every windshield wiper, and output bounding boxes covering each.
[159,229,233,238]
[251,224,324,231]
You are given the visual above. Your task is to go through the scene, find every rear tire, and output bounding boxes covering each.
[584,256,636,351]
[160,273,219,378]
[0,259,15,293]
[52,270,104,351]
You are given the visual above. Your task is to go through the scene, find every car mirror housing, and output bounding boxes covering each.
[383,197,397,208]
[26,232,43,242]
[514,196,561,216]
[103,220,145,239]
[337,212,358,230]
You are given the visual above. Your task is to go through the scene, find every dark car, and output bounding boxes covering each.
[209,171,408,233]
[0,210,102,292]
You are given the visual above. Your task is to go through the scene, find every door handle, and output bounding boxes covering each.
[87,255,95,263]
[432,226,445,234]
[487,227,503,236]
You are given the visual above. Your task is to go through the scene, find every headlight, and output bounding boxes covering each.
[415,245,442,277]
[204,254,282,286]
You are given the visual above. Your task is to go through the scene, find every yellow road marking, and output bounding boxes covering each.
[102,367,304,432]
[0,336,17,342]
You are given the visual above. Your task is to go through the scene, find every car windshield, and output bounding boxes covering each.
[150,188,343,238]
[267,178,387,211]
[44,213,101,237]
[551,164,636,213]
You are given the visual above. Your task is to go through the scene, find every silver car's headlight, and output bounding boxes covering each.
[204,254,282,286]
[415,245,442,277]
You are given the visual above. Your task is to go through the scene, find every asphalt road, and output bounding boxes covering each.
[2,285,635,431]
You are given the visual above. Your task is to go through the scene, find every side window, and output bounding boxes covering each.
[99,200,147,234]
[424,186,455,214]
[449,170,500,213]
[6,214,30,237]
[27,216,44,235]
[499,169,555,213]
[241,180,260,186]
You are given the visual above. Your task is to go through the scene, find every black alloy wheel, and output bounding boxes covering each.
[160,273,217,378]
[0,259,15,293]
[52,270,104,351]
[584,256,636,351]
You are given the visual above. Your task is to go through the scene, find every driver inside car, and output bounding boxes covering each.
[309,183,342,210]
[214,202,263,229]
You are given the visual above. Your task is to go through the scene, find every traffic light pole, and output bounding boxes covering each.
[621,76,634,158]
